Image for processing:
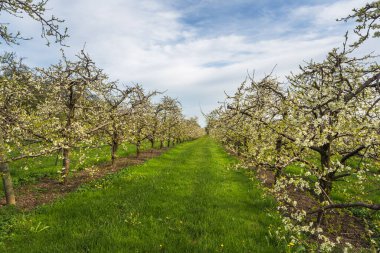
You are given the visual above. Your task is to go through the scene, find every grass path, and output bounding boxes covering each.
[2,137,285,252]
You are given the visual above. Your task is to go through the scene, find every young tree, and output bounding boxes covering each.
[223,75,293,182]
[0,0,67,205]
[284,46,380,217]
[146,102,166,149]
[99,83,158,165]
[157,96,182,147]
[0,54,58,204]
[35,50,109,182]
[127,86,157,157]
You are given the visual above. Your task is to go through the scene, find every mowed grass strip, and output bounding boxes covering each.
[2,137,285,252]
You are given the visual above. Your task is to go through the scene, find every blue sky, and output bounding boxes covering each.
[1,0,376,126]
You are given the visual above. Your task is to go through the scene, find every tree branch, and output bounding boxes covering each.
[308,202,380,215]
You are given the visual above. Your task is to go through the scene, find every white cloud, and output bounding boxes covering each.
[1,0,377,126]
[291,0,366,26]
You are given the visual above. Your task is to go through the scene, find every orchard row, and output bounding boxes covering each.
[0,51,204,205]
[207,2,380,251]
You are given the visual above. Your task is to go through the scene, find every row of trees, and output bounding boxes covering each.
[207,1,380,251]
[0,51,204,205]
[0,0,204,206]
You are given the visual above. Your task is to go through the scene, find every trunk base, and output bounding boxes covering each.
[1,163,16,205]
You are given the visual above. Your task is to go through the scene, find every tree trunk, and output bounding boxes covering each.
[319,148,333,196]
[150,139,155,149]
[167,139,170,147]
[136,141,141,158]
[317,144,333,225]
[111,141,118,166]
[242,137,248,153]
[54,148,61,166]
[160,140,163,149]
[111,128,119,165]
[0,131,16,205]
[0,162,16,205]
[236,141,241,156]
[274,137,283,184]
[62,86,75,183]
[274,168,282,185]
[62,148,70,183]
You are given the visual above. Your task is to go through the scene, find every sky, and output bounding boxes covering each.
[1,0,377,126]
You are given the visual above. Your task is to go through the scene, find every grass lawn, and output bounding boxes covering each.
[0,137,286,252]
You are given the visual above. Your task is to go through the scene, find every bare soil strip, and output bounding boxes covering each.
[0,148,167,210]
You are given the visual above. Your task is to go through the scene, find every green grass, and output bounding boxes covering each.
[0,137,286,252]
[1,141,158,195]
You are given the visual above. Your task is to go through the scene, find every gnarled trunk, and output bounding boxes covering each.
[319,145,333,196]
[317,143,333,225]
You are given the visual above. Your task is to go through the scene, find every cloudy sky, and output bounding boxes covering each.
[2,0,377,126]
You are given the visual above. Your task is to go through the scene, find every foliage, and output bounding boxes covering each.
[208,2,380,252]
